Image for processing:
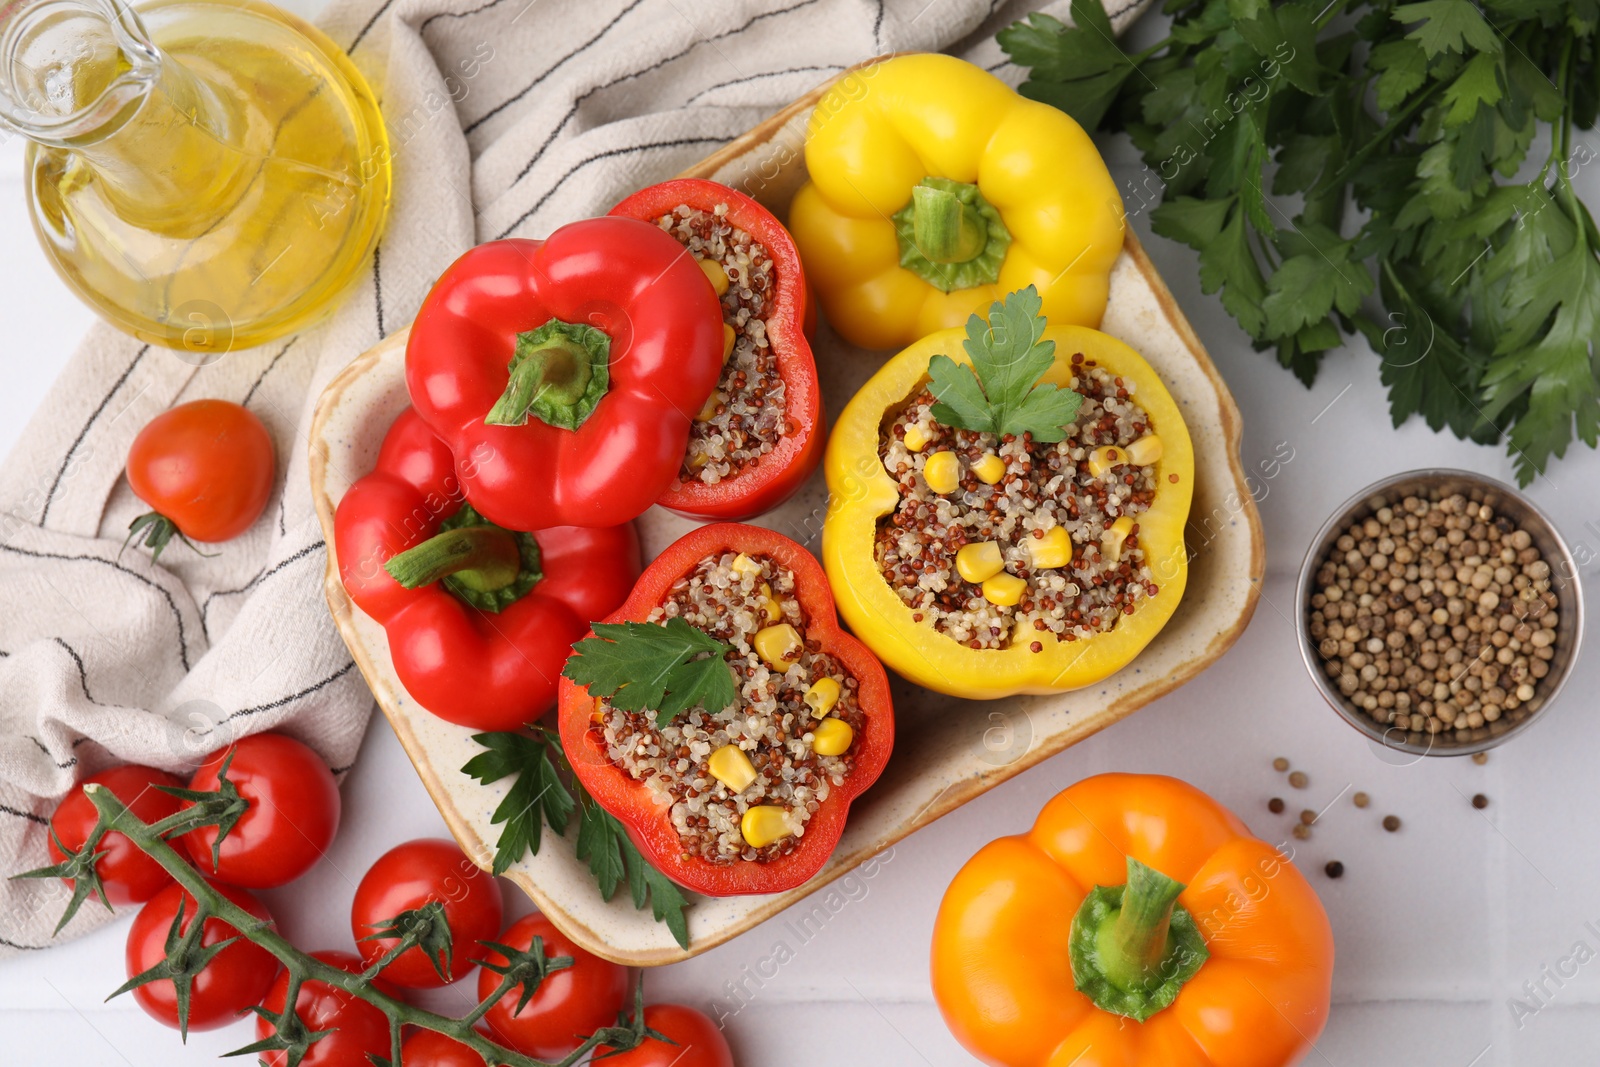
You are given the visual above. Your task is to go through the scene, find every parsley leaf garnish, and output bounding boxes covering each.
[460,729,692,948]
[1000,0,1600,485]
[461,731,574,875]
[927,285,1084,443]
[562,618,736,728]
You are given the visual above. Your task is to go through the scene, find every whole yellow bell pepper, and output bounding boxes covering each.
[821,310,1192,699]
[789,53,1124,351]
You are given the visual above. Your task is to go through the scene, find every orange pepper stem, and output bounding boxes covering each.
[385,525,522,592]
[1097,856,1185,990]
[1068,855,1209,1022]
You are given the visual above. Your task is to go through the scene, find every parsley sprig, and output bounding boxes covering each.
[927,285,1085,442]
[462,728,691,948]
[562,618,737,728]
[1001,0,1600,484]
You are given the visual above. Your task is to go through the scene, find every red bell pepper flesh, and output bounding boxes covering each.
[406,217,726,531]
[558,523,893,896]
[336,408,641,731]
[609,180,823,522]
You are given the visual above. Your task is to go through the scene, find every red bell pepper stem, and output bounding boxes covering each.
[384,525,521,594]
[485,319,611,431]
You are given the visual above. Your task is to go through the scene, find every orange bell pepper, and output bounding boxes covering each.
[932,774,1333,1067]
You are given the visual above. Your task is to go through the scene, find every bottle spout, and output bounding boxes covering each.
[0,0,158,145]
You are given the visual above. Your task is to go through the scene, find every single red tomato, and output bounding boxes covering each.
[257,950,397,1067]
[597,1004,735,1067]
[48,764,186,906]
[351,838,504,988]
[125,879,280,1031]
[180,732,340,889]
[400,1029,506,1066]
[477,913,630,1060]
[125,399,275,555]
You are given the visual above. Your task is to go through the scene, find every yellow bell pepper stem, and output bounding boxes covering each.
[912,184,988,264]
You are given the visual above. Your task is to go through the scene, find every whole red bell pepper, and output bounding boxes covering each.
[610,180,823,521]
[558,523,893,896]
[406,216,726,530]
[335,407,640,731]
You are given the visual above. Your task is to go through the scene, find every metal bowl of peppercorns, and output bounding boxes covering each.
[1296,469,1584,757]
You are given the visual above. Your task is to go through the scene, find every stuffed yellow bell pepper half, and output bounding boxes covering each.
[790,53,1124,351]
[821,286,1192,699]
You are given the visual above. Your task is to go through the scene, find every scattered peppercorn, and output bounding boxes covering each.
[1383,815,1401,832]
[1273,757,1290,772]
[1352,791,1370,808]
[1288,771,1308,789]
[1472,752,1489,765]
[1291,824,1311,840]
[1324,860,1344,878]
[1472,793,1489,809]
[1299,809,1316,825]
[1306,488,1562,742]
[1268,797,1285,814]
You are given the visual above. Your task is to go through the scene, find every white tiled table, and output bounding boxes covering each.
[2,27,1598,1067]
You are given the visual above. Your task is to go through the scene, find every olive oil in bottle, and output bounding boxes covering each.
[1,0,391,353]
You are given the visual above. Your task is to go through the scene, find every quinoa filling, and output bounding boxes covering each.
[876,360,1160,650]
[598,551,863,865]
[654,205,788,486]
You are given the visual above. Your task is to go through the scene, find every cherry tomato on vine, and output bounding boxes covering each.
[124,399,275,560]
[180,732,340,889]
[256,950,397,1067]
[124,879,280,1031]
[351,838,504,988]
[400,1029,506,1067]
[478,913,630,1060]
[48,764,186,905]
[596,1004,735,1067]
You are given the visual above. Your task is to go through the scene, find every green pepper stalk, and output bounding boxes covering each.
[892,177,1011,292]
[1067,855,1209,1022]
[486,318,612,430]
[16,784,660,1067]
[384,503,544,613]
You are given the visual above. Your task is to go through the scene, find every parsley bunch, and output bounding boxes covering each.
[1001,0,1600,483]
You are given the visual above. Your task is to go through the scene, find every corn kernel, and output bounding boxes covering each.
[699,257,730,296]
[923,450,960,494]
[1027,526,1072,570]
[1103,516,1135,562]
[955,541,1005,583]
[740,805,793,848]
[983,573,1026,607]
[803,677,841,718]
[1087,446,1123,478]
[722,322,736,364]
[811,717,854,756]
[731,553,762,580]
[759,582,782,623]
[971,453,1005,484]
[695,390,722,422]
[708,745,757,792]
[754,623,802,670]
[1126,434,1163,465]
[903,424,931,452]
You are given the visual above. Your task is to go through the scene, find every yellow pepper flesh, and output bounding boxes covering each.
[822,325,1193,699]
[790,54,1125,351]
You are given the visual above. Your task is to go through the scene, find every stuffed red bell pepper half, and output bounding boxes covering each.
[334,408,640,731]
[405,216,727,530]
[558,523,892,895]
[610,180,822,521]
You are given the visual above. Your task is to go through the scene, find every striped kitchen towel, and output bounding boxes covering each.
[0,0,1152,953]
